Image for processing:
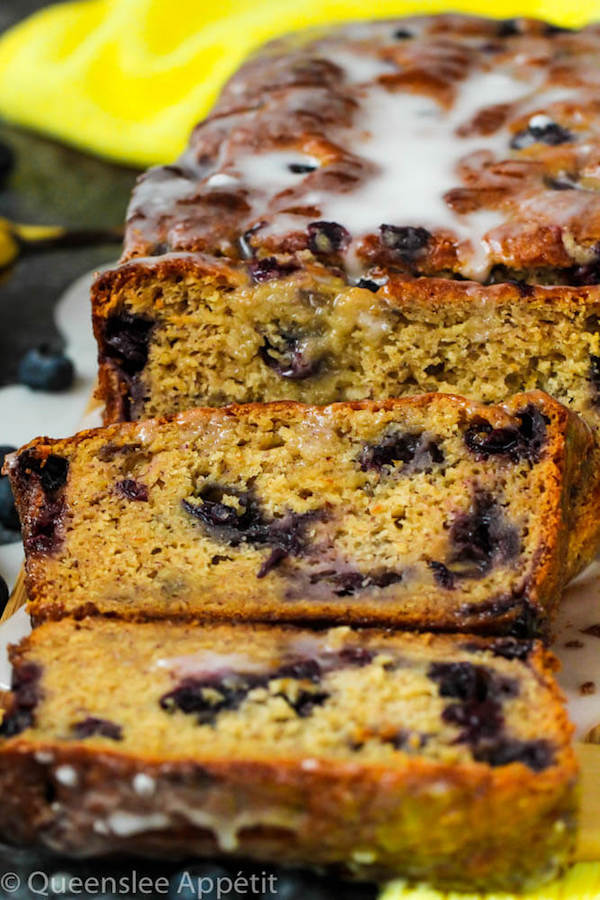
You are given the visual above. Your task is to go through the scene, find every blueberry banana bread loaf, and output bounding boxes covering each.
[92,15,600,422]
[6,392,596,634]
[0,619,578,891]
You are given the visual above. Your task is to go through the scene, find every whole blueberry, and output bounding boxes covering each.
[0,141,15,188]
[0,575,8,615]
[18,345,74,392]
[0,445,19,534]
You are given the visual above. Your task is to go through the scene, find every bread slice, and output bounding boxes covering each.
[94,263,600,429]
[6,392,596,635]
[0,618,578,891]
[92,14,600,423]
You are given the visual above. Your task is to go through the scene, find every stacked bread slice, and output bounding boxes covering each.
[3,12,600,892]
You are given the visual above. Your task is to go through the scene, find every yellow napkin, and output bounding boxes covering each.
[0,0,599,167]
[1,1,600,897]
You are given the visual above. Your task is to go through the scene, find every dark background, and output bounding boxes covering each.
[0,0,139,386]
[0,5,377,898]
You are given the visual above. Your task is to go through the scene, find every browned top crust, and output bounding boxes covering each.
[124,15,600,286]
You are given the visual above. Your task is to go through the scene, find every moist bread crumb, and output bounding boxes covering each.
[0,618,578,891]
[5,392,598,634]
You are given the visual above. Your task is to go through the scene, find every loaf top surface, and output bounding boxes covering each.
[124,14,600,285]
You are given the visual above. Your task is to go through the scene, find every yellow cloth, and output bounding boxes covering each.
[0,0,599,167]
[1,1,600,897]
[381,863,600,900]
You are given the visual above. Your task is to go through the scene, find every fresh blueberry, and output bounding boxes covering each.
[0,445,19,534]
[18,345,74,392]
[0,141,15,189]
[0,574,8,616]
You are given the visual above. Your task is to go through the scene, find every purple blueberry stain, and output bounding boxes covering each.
[473,737,554,771]
[0,662,42,737]
[182,484,323,576]
[259,331,323,379]
[248,257,299,283]
[159,646,375,725]
[428,660,550,770]
[71,717,123,741]
[16,451,69,554]
[461,637,534,661]
[358,430,444,474]
[464,406,548,463]
[115,478,149,502]
[432,491,520,582]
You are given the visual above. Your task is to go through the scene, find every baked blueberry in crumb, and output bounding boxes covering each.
[259,331,322,379]
[379,225,431,257]
[71,717,123,741]
[307,221,350,254]
[18,345,74,392]
[429,561,456,590]
[103,312,154,375]
[0,662,42,737]
[461,637,534,661]
[183,485,321,575]
[428,662,517,703]
[445,491,520,578]
[315,568,403,596]
[283,688,330,717]
[358,430,444,474]
[17,451,69,494]
[474,737,554,771]
[115,478,149,502]
[160,674,265,725]
[510,119,574,150]
[248,256,299,283]
[464,406,548,463]
[393,28,413,39]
